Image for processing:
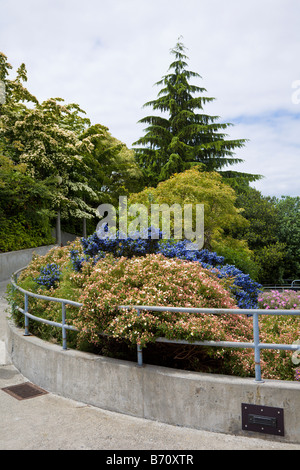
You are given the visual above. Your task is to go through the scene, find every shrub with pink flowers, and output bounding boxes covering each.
[72,253,246,347]
[7,241,300,381]
[258,290,300,310]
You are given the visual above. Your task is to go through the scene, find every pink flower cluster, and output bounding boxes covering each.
[73,253,250,347]
[12,244,300,381]
[258,290,300,310]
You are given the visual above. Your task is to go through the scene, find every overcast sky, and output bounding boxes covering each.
[1,0,299,198]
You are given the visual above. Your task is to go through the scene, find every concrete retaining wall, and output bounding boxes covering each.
[0,231,79,282]
[0,245,56,282]
[5,318,300,444]
[50,229,78,246]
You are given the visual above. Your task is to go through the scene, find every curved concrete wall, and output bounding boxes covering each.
[0,231,78,282]
[0,245,56,282]
[5,318,300,444]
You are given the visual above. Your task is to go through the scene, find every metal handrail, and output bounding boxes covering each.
[263,280,300,291]
[10,267,82,350]
[10,268,300,383]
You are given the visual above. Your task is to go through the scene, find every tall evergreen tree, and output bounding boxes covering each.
[133,38,261,187]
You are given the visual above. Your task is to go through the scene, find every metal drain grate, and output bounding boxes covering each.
[1,382,48,400]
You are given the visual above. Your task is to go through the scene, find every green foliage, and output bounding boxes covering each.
[8,243,299,380]
[128,168,249,250]
[0,52,98,230]
[0,155,54,252]
[133,38,260,187]
[212,237,260,280]
[80,124,143,207]
[1,97,98,221]
[0,51,143,250]
[254,242,286,285]
[233,189,300,283]
[233,188,287,283]
[0,215,54,252]
[235,188,280,249]
[275,196,300,281]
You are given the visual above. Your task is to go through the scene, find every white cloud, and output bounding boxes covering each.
[225,114,300,197]
[1,0,299,197]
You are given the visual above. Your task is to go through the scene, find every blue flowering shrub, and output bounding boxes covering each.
[34,263,62,289]
[158,239,261,308]
[68,228,262,309]
[210,265,261,309]
[158,239,224,266]
[70,226,163,272]
[8,239,297,380]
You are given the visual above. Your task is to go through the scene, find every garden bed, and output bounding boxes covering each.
[7,232,300,381]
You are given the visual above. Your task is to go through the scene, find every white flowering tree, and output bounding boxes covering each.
[80,123,143,207]
[0,53,99,242]
[0,52,143,243]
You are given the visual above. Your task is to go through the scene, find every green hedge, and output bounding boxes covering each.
[0,215,54,253]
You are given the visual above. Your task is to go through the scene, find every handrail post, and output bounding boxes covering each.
[62,302,67,350]
[24,293,30,336]
[253,311,264,383]
[137,344,143,367]
[136,309,143,367]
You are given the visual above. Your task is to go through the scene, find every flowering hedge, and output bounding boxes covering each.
[258,290,300,310]
[71,230,262,309]
[7,238,300,381]
[158,239,261,309]
[72,253,244,348]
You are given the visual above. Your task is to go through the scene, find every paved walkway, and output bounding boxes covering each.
[0,279,299,451]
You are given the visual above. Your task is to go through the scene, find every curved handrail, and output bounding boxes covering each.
[9,267,300,383]
[10,267,81,349]
[11,267,83,307]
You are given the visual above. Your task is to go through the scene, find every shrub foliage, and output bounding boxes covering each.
[7,233,300,381]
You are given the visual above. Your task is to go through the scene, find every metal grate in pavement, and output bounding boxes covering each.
[1,382,48,400]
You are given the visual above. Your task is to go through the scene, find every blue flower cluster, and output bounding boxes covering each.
[34,263,62,289]
[158,239,261,309]
[70,226,164,272]
[158,240,224,266]
[69,247,105,272]
[210,265,262,310]
[69,227,262,309]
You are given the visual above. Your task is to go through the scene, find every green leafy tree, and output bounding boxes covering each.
[80,124,143,208]
[128,167,249,251]
[235,188,280,249]
[275,196,300,281]
[233,188,286,284]
[0,155,54,251]
[0,54,100,236]
[1,97,98,221]
[133,38,261,187]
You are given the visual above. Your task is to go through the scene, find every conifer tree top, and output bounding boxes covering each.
[134,38,261,188]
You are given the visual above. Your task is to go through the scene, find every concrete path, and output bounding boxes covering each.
[0,279,299,451]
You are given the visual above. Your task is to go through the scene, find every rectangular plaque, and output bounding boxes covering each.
[242,403,284,436]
